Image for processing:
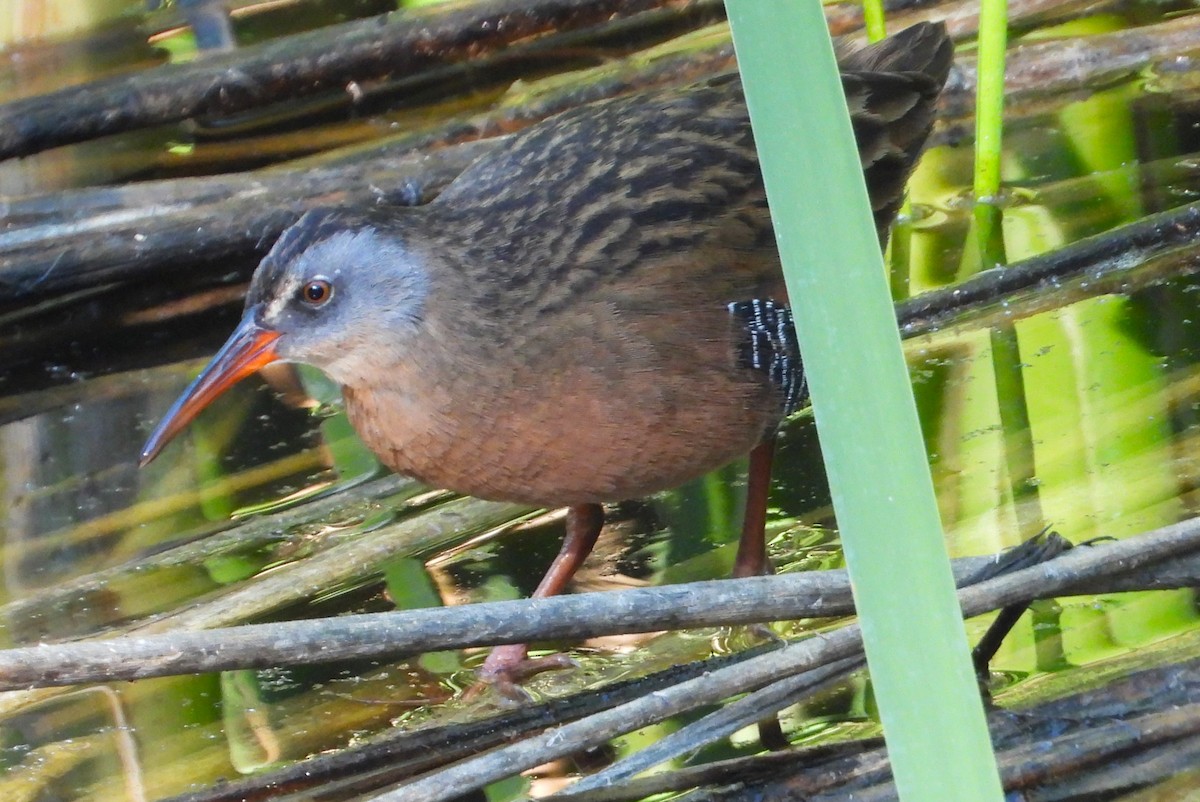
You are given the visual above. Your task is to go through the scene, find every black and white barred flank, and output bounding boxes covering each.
[729,299,806,417]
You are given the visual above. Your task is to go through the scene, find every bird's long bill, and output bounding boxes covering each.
[139,315,281,467]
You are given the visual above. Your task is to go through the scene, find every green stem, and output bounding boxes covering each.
[973,0,1046,532]
[861,0,887,41]
[974,0,1008,208]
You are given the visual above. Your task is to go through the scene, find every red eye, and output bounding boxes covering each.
[301,279,333,306]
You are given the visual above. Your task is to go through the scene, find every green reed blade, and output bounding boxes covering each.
[725,2,1004,799]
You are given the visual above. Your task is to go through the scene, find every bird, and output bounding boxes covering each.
[141,22,953,696]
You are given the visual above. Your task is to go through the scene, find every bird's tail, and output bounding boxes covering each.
[837,22,954,241]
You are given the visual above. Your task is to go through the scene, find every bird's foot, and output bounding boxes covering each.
[467,644,578,703]
[744,622,784,644]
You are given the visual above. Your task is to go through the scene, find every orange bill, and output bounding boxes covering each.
[139,314,281,467]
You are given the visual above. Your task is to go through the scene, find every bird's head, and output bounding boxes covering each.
[139,207,432,466]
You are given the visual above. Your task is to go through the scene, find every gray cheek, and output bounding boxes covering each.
[273,335,308,366]
[275,326,334,367]
[318,345,376,386]
[294,311,370,368]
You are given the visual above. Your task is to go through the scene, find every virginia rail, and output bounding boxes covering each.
[141,22,953,694]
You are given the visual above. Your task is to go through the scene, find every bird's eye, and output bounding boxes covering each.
[300,278,333,306]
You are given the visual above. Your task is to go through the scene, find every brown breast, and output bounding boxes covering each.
[342,295,783,507]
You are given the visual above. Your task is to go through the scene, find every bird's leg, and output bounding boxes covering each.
[733,438,776,578]
[731,438,790,749]
[476,502,605,699]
